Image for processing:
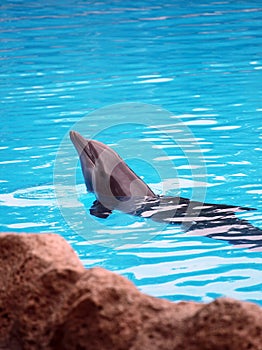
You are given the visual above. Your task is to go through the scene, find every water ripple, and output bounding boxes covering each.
[0,0,261,306]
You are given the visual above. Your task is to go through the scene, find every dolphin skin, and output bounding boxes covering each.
[70,131,262,250]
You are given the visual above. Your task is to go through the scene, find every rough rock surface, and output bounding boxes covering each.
[0,233,261,350]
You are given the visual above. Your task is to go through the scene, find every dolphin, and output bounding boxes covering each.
[70,131,262,250]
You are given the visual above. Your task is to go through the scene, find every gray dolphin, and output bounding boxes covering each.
[70,131,262,250]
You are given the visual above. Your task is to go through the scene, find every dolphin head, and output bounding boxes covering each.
[70,131,156,211]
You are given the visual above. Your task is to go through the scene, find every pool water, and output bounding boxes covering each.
[1,0,262,305]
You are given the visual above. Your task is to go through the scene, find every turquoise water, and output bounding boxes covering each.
[1,1,262,305]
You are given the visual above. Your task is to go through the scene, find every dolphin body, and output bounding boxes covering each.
[70,131,262,250]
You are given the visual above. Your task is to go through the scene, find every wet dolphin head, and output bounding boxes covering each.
[70,131,106,193]
[70,131,155,210]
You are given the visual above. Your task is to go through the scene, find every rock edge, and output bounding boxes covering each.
[0,233,261,350]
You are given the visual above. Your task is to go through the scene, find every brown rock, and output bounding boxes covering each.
[0,233,85,349]
[0,233,261,350]
[50,267,201,350]
[185,297,262,350]
[50,268,262,350]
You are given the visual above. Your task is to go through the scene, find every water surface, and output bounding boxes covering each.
[1,0,262,305]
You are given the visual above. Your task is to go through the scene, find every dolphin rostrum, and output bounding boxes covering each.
[70,131,262,250]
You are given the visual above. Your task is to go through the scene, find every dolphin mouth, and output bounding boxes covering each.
[70,131,95,166]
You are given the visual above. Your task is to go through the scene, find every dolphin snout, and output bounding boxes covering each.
[69,131,89,155]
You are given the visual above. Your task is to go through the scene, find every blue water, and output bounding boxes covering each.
[1,1,262,305]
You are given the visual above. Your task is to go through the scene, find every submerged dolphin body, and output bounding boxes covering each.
[70,131,262,250]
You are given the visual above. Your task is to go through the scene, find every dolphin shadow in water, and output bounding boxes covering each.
[70,131,262,251]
